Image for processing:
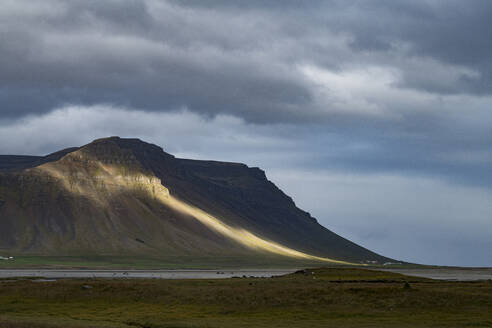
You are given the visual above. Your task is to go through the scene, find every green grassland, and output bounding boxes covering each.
[0,255,355,269]
[1,268,491,328]
[1,255,413,270]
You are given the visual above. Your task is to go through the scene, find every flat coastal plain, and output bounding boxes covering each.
[1,267,491,328]
[383,267,492,281]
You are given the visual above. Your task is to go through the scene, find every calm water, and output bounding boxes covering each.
[1,268,490,281]
[0,269,296,279]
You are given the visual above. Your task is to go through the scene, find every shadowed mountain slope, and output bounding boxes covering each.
[0,148,79,172]
[0,137,392,264]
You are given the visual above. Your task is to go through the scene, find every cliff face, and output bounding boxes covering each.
[0,137,391,264]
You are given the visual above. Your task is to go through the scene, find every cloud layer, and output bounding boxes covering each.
[1,1,491,266]
[2,0,492,119]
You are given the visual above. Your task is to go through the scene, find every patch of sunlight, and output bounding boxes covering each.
[158,193,354,265]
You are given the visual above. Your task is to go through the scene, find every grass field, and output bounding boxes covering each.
[0,268,491,328]
[0,255,349,270]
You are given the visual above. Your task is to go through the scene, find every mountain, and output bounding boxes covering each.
[0,137,391,265]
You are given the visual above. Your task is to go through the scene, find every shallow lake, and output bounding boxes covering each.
[0,269,296,279]
[1,268,491,281]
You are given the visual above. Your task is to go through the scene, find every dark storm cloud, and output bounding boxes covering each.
[335,0,492,95]
[2,0,491,121]
[172,0,492,94]
[0,0,314,121]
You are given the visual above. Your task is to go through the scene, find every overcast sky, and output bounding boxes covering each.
[1,0,491,266]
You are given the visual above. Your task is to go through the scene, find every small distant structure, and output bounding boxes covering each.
[0,256,14,260]
[383,262,402,266]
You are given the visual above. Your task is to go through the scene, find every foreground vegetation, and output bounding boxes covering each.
[0,268,491,328]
